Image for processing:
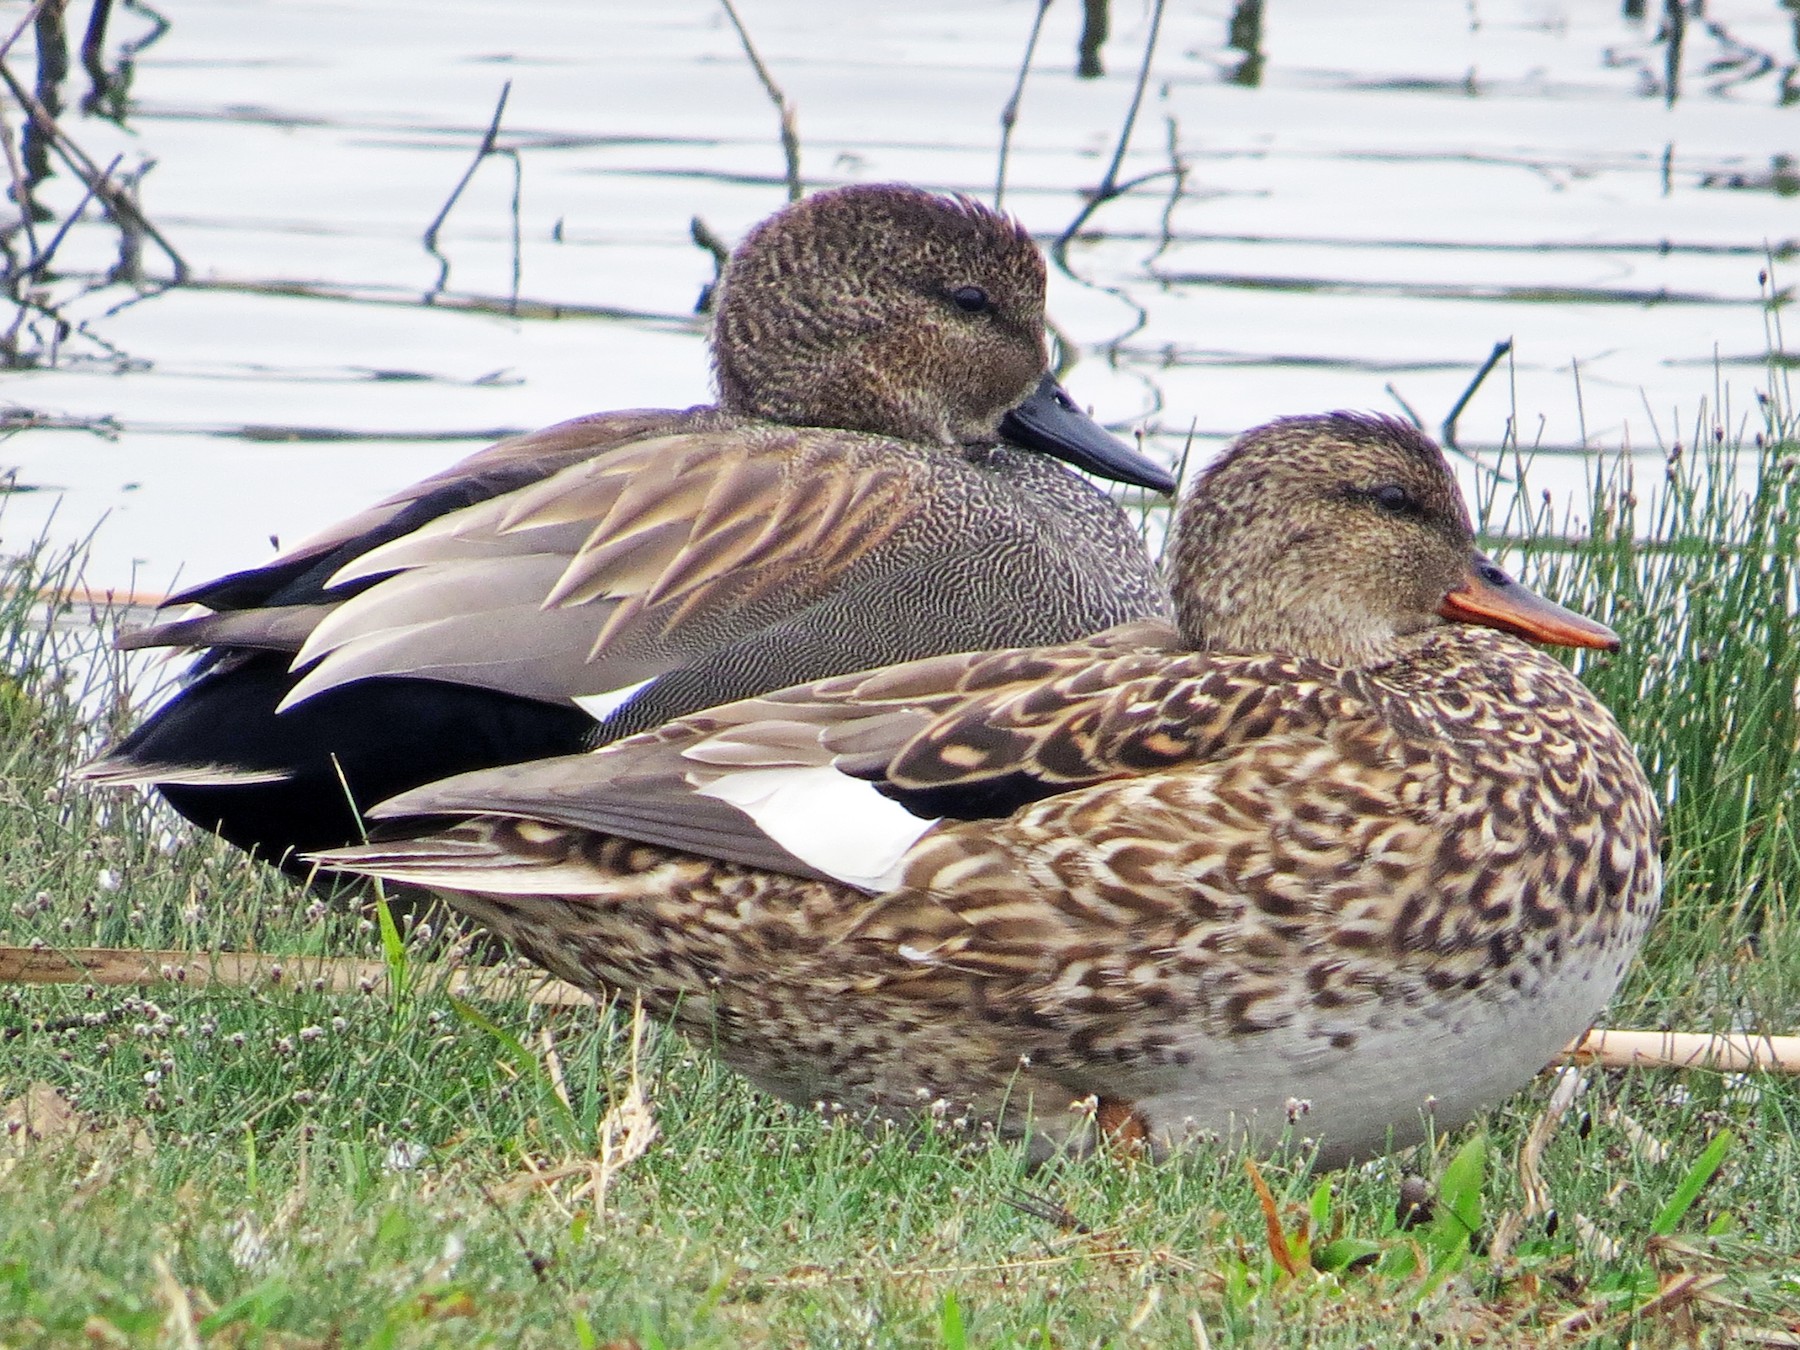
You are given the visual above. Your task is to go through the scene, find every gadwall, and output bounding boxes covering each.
[316,413,1660,1166]
[85,185,1174,876]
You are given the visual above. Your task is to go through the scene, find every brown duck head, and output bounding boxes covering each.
[1169,412,1617,666]
[710,184,1174,492]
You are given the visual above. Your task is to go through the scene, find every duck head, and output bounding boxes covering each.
[711,184,1174,493]
[1169,413,1618,666]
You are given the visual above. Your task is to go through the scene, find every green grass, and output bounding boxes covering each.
[5,384,1800,1346]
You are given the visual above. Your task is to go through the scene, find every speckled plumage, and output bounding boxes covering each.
[81,185,1172,874]
[714,189,1045,447]
[317,414,1662,1164]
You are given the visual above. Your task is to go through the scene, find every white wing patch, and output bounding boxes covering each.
[695,764,939,892]
[573,679,656,725]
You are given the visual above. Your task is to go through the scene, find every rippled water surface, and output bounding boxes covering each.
[3,0,1796,590]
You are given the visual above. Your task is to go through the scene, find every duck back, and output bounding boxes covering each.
[98,418,1168,876]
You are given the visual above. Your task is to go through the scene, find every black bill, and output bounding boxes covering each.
[998,374,1177,495]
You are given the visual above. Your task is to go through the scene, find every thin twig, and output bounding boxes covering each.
[689,216,731,271]
[1441,338,1512,451]
[504,144,522,316]
[1054,167,1181,274]
[995,0,1053,210]
[1094,0,1165,191]
[1055,0,1169,258]
[102,156,147,283]
[689,215,731,312]
[1384,382,1426,430]
[0,0,53,66]
[1571,354,1589,448]
[0,98,41,261]
[24,152,120,283]
[423,79,511,303]
[0,58,186,281]
[1148,114,1187,268]
[718,0,802,203]
[3,289,141,369]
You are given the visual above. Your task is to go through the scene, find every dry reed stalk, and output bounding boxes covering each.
[0,944,591,1007]
[1561,1027,1800,1074]
[6,947,1800,1076]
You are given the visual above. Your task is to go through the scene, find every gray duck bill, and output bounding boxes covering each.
[999,375,1177,495]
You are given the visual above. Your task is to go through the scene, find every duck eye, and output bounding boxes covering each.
[1370,484,1416,515]
[1478,561,1513,588]
[950,285,990,314]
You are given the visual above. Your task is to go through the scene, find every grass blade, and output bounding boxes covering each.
[1651,1129,1734,1237]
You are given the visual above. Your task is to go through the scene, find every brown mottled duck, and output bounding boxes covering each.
[318,412,1661,1165]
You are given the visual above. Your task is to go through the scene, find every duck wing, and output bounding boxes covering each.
[119,409,704,658]
[266,423,927,710]
[88,405,1168,877]
[316,624,1358,896]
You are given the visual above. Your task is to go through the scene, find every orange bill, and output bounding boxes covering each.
[1437,555,1619,651]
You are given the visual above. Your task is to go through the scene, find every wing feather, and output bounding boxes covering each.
[115,604,336,655]
[274,426,932,708]
[344,625,1358,899]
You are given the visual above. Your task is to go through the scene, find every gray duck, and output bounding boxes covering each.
[316,412,1662,1165]
[83,184,1174,878]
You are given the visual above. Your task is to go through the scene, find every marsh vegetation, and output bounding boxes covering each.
[5,1,1800,1344]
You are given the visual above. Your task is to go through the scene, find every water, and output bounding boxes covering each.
[2,0,1796,594]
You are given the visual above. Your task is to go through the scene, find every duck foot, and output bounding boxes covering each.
[1096,1096,1150,1154]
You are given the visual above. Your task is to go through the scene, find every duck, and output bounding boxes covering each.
[83,184,1175,879]
[312,411,1662,1165]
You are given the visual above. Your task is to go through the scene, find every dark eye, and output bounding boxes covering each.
[950,285,990,314]
[1370,484,1416,515]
